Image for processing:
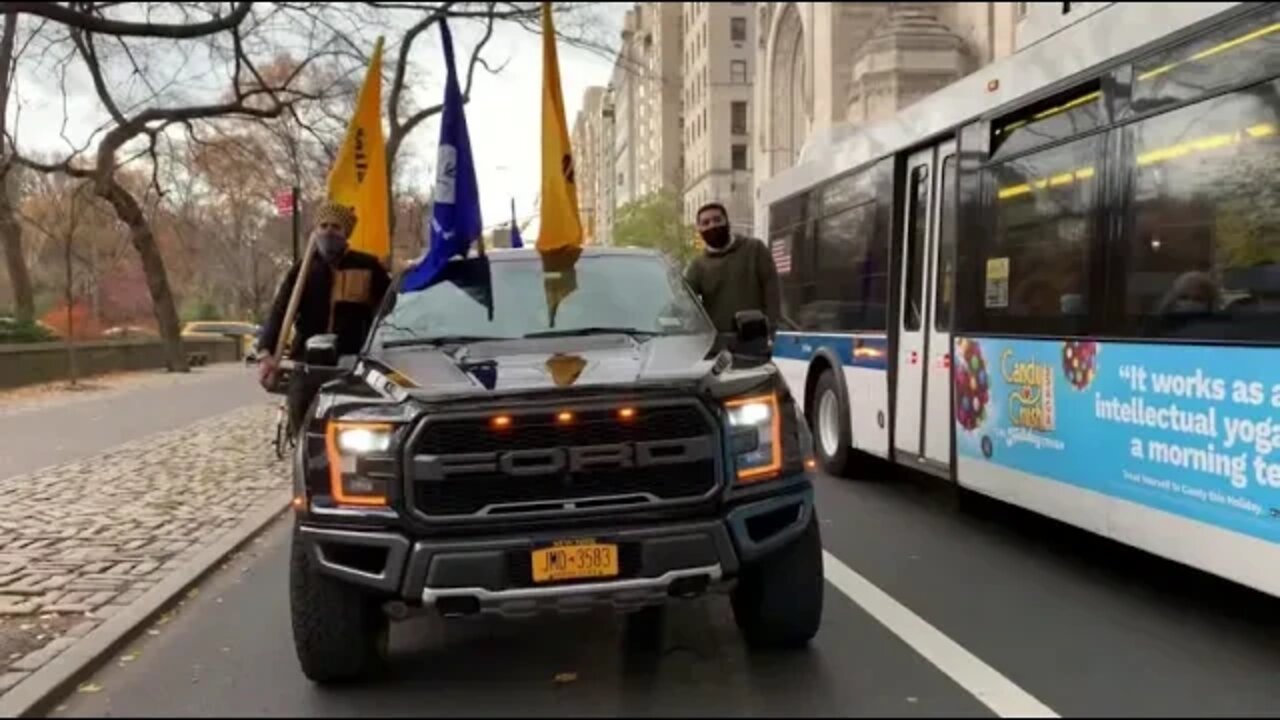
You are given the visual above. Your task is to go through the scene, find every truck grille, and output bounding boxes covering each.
[405,399,721,522]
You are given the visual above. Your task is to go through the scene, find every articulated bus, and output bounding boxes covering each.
[758,2,1280,598]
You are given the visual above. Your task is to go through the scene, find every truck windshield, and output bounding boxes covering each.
[371,254,712,347]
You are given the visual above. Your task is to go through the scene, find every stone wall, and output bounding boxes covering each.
[0,338,241,390]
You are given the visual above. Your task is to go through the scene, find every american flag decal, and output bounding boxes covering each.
[771,235,792,275]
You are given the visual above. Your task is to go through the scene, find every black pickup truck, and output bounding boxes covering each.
[287,246,824,684]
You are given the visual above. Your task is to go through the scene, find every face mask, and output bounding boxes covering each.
[700,225,730,250]
[316,231,347,260]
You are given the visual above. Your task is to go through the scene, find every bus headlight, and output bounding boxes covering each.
[325,421,394,506]
[725,393,783,484]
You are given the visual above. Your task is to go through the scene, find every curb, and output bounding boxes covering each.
[0,491,292,718]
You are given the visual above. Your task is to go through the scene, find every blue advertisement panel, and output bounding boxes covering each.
[953,337,1280,544]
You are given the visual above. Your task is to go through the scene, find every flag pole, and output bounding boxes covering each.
[274,229,317,365]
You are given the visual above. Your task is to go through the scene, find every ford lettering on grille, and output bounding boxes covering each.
[406,401,721,520]
[415,437,713,480]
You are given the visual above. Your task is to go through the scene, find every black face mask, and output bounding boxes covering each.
[700,225,730,250]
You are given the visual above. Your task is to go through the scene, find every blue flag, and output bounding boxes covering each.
[510,198,523,249]
[401,18,483,292]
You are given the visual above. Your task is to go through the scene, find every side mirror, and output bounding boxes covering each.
[734,310,770,345]
[304,333,339,367]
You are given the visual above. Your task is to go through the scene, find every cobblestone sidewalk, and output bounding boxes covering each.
[0,402,285,692]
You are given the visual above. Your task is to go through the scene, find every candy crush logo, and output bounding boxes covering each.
[1001,348,1055,432]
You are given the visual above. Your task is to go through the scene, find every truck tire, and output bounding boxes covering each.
[623,604,666,654]
[730,513,824,650]
[288,525,387,684]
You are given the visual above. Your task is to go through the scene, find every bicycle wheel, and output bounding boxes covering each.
[274,407,289,461]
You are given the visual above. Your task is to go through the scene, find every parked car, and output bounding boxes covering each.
[181,321,261,360]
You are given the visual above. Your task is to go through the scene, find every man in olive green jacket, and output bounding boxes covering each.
[684,201,781,337]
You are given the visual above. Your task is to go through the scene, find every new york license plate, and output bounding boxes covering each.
[531,541,618,583]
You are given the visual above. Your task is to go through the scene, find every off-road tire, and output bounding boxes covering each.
[289,524,388,684]
[730,513,824,650]
[623,604,666,654]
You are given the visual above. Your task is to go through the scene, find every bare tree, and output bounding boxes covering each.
[5,2,352,371]
[3,1,619,358]
[14,172,95,382]
[0,11,35,323]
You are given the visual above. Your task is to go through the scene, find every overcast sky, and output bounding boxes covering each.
[7,4,628,243]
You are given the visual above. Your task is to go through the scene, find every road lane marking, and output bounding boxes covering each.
[822,550,1060,719]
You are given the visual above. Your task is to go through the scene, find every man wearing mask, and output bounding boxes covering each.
[685,201,781,338]
[257,202,391,432]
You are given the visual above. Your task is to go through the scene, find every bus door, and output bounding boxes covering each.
[894,140,957,471]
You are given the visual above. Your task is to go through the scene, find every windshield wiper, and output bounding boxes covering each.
[523,326,660,339]
[382,335,506,348]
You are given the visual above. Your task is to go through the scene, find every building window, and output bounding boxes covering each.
[731,101,747,134]
[732,144,747,171]
[731,60,747,84]
[731,17,747,43]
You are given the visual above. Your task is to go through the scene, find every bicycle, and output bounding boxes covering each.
[268,360,298,461]
[273,399,295,461]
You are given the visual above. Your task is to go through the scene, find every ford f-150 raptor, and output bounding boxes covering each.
[287,246,824,684]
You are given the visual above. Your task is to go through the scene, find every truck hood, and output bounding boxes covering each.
[367,332,719,396]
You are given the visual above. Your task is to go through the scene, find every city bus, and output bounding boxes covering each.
[757,1,1280,598]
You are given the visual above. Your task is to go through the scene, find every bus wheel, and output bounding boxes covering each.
[811,369,853,478]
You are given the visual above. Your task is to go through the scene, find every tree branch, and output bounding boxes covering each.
[390,5,499,160]
[8,148,95,180]
[71,27,128,126]
[387,1,458,135]
[6,2,253,39]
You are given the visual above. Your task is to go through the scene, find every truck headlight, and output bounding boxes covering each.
[725,393,782,484]
[325,421,394,506]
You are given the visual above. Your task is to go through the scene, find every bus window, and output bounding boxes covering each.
[935,154,957,331]
[771,192,814,329]
[903,166,929,332]
[1121,78,1280,341]
[981,134,1101,334]
[991,84,1106,161]
[814,200,884,331]
[1129,5,1280,116]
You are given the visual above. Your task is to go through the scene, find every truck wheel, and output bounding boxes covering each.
[731,513,824,650]
[288,525,387,684]
[811,369,853,477]
[623,604,666,654]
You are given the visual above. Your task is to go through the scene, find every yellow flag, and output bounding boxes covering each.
[537,2,583,326]
[327,37,390,265]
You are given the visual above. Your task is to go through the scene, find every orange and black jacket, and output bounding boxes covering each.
[259,249,392,360]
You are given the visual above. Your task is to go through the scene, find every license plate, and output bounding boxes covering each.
[531,541,618,583]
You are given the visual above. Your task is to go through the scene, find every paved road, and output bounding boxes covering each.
[0,364,268,480]
[50,467,1280,718]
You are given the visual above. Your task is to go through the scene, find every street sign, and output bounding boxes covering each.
[274,190,294,217]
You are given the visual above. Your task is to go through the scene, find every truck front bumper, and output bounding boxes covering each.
[296,480,814,619]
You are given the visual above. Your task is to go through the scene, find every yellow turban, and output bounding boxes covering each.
[314,202,357,237]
